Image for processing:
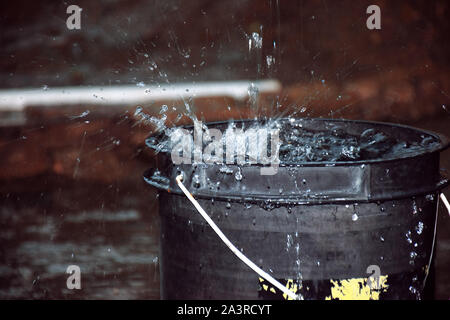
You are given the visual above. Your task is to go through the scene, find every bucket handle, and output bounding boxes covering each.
[440,193,450,215]
[423,193,450,288]
[175,174,300,300]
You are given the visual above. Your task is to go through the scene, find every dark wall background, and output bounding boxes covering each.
[2,0,450,122]
[0,1,448,85]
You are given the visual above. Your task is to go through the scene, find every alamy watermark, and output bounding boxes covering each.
[66,265,81,289]
[66,5,82,30]
[366,5,381,30]
[366,264,381,290]
[170,121,281,175]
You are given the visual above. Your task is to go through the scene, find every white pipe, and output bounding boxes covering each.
[0,80,281,111]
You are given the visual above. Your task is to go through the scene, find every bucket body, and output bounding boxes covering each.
[145,118,449,300]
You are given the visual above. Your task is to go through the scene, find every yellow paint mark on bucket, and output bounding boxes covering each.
[282,279,300,300]
[325,275,389,300]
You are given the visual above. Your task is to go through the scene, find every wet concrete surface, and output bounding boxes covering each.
[0,116,449,300]
[0,177,161,299]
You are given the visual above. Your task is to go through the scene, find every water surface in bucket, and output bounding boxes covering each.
[145,118,441,165]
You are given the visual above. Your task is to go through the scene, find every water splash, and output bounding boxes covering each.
[248,32,263,51]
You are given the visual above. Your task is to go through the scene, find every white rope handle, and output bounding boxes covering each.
[423,193,449,288]
[440,193,450,216]
[175,174,299,300]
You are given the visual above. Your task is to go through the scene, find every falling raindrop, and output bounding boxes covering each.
[286,234,293,251]
[266,55,275,67]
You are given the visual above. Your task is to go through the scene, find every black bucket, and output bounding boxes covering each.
[144,118,449,300]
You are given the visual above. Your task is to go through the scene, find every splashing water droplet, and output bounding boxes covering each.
[248,32,262,51]
[235,169,243,181]
[159,105,168,114]
[266,55,275,67]
[193,174,201,188]
[134,106,143,116]
[405,230,413,244]
[416,221,424,235]
[412,200,418,215]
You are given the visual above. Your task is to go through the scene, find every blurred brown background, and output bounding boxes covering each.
[0,0,449,299]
